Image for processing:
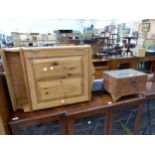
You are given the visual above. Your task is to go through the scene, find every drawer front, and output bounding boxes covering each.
[32,56,83,80]
[37,77,83,102]
[23,47,91,110]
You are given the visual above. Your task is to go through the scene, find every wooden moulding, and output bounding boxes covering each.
[1,45,94,112]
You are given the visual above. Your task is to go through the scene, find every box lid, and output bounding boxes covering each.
[104,69,147,79]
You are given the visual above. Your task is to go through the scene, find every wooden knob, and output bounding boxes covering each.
[60,100,65,103]
[43,67,48,71]
[50,66,54,70]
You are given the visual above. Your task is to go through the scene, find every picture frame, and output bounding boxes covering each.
[142,23,150,32]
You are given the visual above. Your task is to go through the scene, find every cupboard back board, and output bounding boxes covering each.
[1,45,94,112]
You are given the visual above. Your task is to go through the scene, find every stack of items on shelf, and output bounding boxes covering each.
[11,32,57,47]
[54,30,82,45]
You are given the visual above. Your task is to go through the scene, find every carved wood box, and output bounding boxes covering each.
[1,45,94,112]
[104,69,147,101]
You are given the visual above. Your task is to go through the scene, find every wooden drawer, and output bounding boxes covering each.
[24,49,90,110]
[37,77,83,102]
[33,56,83,80]
[23,46,93,111]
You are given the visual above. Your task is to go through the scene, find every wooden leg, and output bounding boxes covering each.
[104,112,109,135]
[105,110,112,135]
[9,124,21,135]
[150,61,154,72]
[133,102,144,134]
[66,117,75,135]
[60,114,67,135]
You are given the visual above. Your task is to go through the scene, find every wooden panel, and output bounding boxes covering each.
[0,73,10,134]
[14,84,28,100]
[93,59,109,79]
[9,64,25,84]
[117,77,147,96]
[6,52,21,64]
[32,56,83,80]
[20,50,32,111]
[23,46,93,111]
[1,51,18,111]
[108,57,140,70]
[1,50,29,111]
[1,46,93,112]
[37,77,83,102]
[24,48,91,111]
[32,95,90,111]
[8,52,29,109]
[95,69,108,79]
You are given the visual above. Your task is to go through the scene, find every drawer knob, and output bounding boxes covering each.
[50,66,54,70]
[43,67,48,71]
[61,99,65,103]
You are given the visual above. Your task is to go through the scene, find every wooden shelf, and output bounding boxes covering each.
[95,66,109,70]
[93,58,108,63]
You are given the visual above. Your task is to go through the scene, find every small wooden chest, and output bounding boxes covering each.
[1,45,94,112]
[104,69,147,101]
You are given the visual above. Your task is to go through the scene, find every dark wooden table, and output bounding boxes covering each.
[93,55,155,76]
[9,89,146,135]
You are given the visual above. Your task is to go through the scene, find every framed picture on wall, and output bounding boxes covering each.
[142,23,150,32]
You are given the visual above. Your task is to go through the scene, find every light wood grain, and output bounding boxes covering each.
[24,46,93,111]
[1,50,29,110]
[1,51,17,111]
[2,46,93,112]
[20,49,32,111]
[32,56,83,81]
